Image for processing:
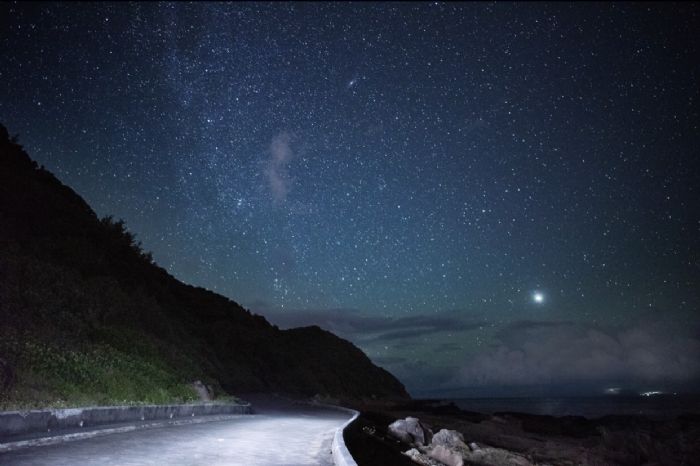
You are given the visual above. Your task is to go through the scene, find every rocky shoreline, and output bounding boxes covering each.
[344,400,700,466]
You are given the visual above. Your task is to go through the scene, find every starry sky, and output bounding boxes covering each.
[2,2,699,396]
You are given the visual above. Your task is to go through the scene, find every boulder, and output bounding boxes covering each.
[404,448,422,461]
[388,416,433,446]
[431,428,467,449]
[428,444,464,466]
[192,380,212,401]
[403,448,444,466]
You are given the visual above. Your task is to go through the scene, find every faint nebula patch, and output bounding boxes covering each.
[264,132,295,204]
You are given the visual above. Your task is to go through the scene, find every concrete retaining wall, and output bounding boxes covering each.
[331,407,359,466]
[301,401,359,466]
[0,402,251,439]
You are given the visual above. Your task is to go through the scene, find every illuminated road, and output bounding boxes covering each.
[0,402,351,466]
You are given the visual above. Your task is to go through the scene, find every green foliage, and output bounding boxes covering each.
[100,215,155,264]
[0,333,198,410]
[0,245,217,410]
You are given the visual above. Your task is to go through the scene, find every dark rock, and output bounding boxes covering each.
[392,399,488,422]
[344,412,417,466]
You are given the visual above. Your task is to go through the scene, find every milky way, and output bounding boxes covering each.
[2,2,698,395]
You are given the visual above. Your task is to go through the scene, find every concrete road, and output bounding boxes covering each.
[0,401,351,466]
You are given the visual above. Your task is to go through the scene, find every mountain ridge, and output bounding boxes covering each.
[0,123,409,408]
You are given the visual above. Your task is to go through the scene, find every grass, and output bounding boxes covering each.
[0,331,200,411]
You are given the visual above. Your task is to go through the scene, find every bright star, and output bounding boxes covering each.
[533,291,545,304]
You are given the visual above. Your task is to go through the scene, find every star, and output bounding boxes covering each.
[533,291,545,304]
[2,1,697,396]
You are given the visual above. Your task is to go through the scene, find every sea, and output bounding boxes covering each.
[444,395,700,419]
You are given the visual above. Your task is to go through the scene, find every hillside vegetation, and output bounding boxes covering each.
[0,124,409,409]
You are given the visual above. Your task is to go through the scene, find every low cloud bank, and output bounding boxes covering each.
[262,307,478,342]
[259,305,700,393]
[455,319,700,387]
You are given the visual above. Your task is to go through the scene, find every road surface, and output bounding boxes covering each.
[0,399,352,466]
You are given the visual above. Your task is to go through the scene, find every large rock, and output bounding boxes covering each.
[403,448,444,466]
[192,380,212,401]
[389,416,433,446]
[431,428,467,449]
[428,444,464,466]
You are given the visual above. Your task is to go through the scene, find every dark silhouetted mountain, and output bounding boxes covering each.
[0,123,409,407]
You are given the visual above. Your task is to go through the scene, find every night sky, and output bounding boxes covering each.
[2,2,699,396]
